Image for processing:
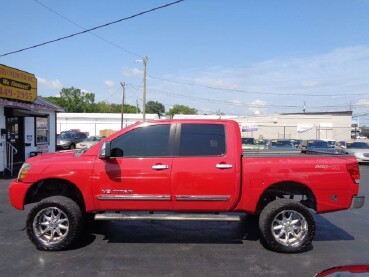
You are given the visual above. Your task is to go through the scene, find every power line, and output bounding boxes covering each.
[32,0,143,58]
[0,0,184,57]
[128,82,358,110]
[148,75,369,97]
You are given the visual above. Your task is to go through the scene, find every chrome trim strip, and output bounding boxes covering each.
[97,195,171,201]
[95,213,241,222]
[176,195,230,201]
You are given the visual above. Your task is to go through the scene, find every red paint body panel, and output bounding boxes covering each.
[8,119,361,216]
[236,155,360,214]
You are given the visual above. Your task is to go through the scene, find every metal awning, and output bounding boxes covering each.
[5,108,48,117]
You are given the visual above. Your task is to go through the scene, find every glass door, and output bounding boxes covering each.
[6,117,25,164]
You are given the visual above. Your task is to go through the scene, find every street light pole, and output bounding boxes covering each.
[120,82,126,129]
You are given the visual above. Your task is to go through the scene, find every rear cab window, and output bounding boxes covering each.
[178,124,226,156]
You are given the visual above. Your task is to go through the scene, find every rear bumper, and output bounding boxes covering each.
[350,195,365,209]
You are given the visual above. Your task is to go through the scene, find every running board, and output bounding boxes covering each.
[94,212,242,222]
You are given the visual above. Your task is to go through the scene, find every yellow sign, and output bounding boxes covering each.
[0,64,37,102]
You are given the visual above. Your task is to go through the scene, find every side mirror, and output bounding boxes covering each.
[99,141,111,159]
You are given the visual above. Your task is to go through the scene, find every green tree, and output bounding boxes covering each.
[145,101,165,117]
[94,101,140,113]
[167,104,197,118]
[46,87,95,112]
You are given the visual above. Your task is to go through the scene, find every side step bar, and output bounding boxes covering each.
[94,212,242,222]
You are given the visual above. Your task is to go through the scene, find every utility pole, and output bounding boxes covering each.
[142,56,148,121]
[135,56,149,121]
[120,82,126,129]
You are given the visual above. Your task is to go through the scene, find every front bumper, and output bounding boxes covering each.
[350,195,365,209]
[57,143,71,150]
[9,180,32,210]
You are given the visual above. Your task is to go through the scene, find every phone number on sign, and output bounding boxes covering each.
[0,87,34,101]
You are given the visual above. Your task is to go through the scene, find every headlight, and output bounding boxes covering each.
[18,163,31,182]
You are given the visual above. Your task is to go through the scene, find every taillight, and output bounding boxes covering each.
[346,163,360,184]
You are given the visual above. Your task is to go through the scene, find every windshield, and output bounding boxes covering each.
[85,136,101,142]
[242,138,256,144]
[271,140,293,147]
[307,141,330,148]
[59,133,74,140]
[347,142,369,149]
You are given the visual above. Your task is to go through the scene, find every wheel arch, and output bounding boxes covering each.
[255,181,317,214]
[24,178,86,211]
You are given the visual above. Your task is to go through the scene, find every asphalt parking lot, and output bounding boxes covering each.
[0,166,368,277]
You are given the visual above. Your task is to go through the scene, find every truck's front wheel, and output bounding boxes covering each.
[26,196,83,251]
[259,199,315,253]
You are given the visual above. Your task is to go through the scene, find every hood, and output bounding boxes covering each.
[346,149,369,155]
[27,150,77,162]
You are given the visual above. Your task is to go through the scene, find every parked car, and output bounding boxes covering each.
[335,141,369,163]
[266,139,299,152]
[300,140,339,154]
[76,136,104,149]
[325,140,336,148]
[57,131,87,150]
[290,139,302,148]
[241,137,261,150]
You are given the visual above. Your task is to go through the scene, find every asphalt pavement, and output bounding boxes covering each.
[0,166,368,277]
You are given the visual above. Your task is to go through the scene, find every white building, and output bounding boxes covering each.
[57,113,160,136]
[175,111,353,141]
[58,111,353,141]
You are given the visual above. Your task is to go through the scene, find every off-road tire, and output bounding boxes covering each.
[26,196,83,251]
[259,199,315,253]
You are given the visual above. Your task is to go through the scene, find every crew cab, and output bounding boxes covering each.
[9,119,365,253]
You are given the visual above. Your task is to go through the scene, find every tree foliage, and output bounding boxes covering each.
[45,87,140,113]
[167,104,198,117]
[61,87,95,112]
[45,87,197,116]
[94,101,139,113]
[145,101,165,117]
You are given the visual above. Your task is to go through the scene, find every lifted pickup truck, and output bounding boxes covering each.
[9,119,365,253]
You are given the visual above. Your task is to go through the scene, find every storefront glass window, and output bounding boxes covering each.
[36,117,49,144]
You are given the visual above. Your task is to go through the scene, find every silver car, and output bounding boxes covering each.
[336,141,369,163]
[76,136,104,149]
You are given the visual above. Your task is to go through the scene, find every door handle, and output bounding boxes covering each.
[216,163,233,169]
[152,164,169,170]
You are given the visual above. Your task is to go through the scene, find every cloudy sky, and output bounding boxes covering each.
[2,0,369,124]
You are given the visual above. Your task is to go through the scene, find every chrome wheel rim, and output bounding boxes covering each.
[33,207,69,245]
[271,210,308,247]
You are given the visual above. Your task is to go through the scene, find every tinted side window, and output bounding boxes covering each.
[111,124,171,157]
[179,124,225,156]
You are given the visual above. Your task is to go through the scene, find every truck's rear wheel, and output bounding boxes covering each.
[26,196,83,251]
[259,199,315,253]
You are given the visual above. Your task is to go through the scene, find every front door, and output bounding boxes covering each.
[92,123,174,211]
[6,117,25,164]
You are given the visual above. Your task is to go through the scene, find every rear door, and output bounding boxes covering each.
[171,122,239,211]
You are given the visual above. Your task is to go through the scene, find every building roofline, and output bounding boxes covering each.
[280,111,353,116]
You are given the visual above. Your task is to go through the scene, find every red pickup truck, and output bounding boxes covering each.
[9,119,365,253]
